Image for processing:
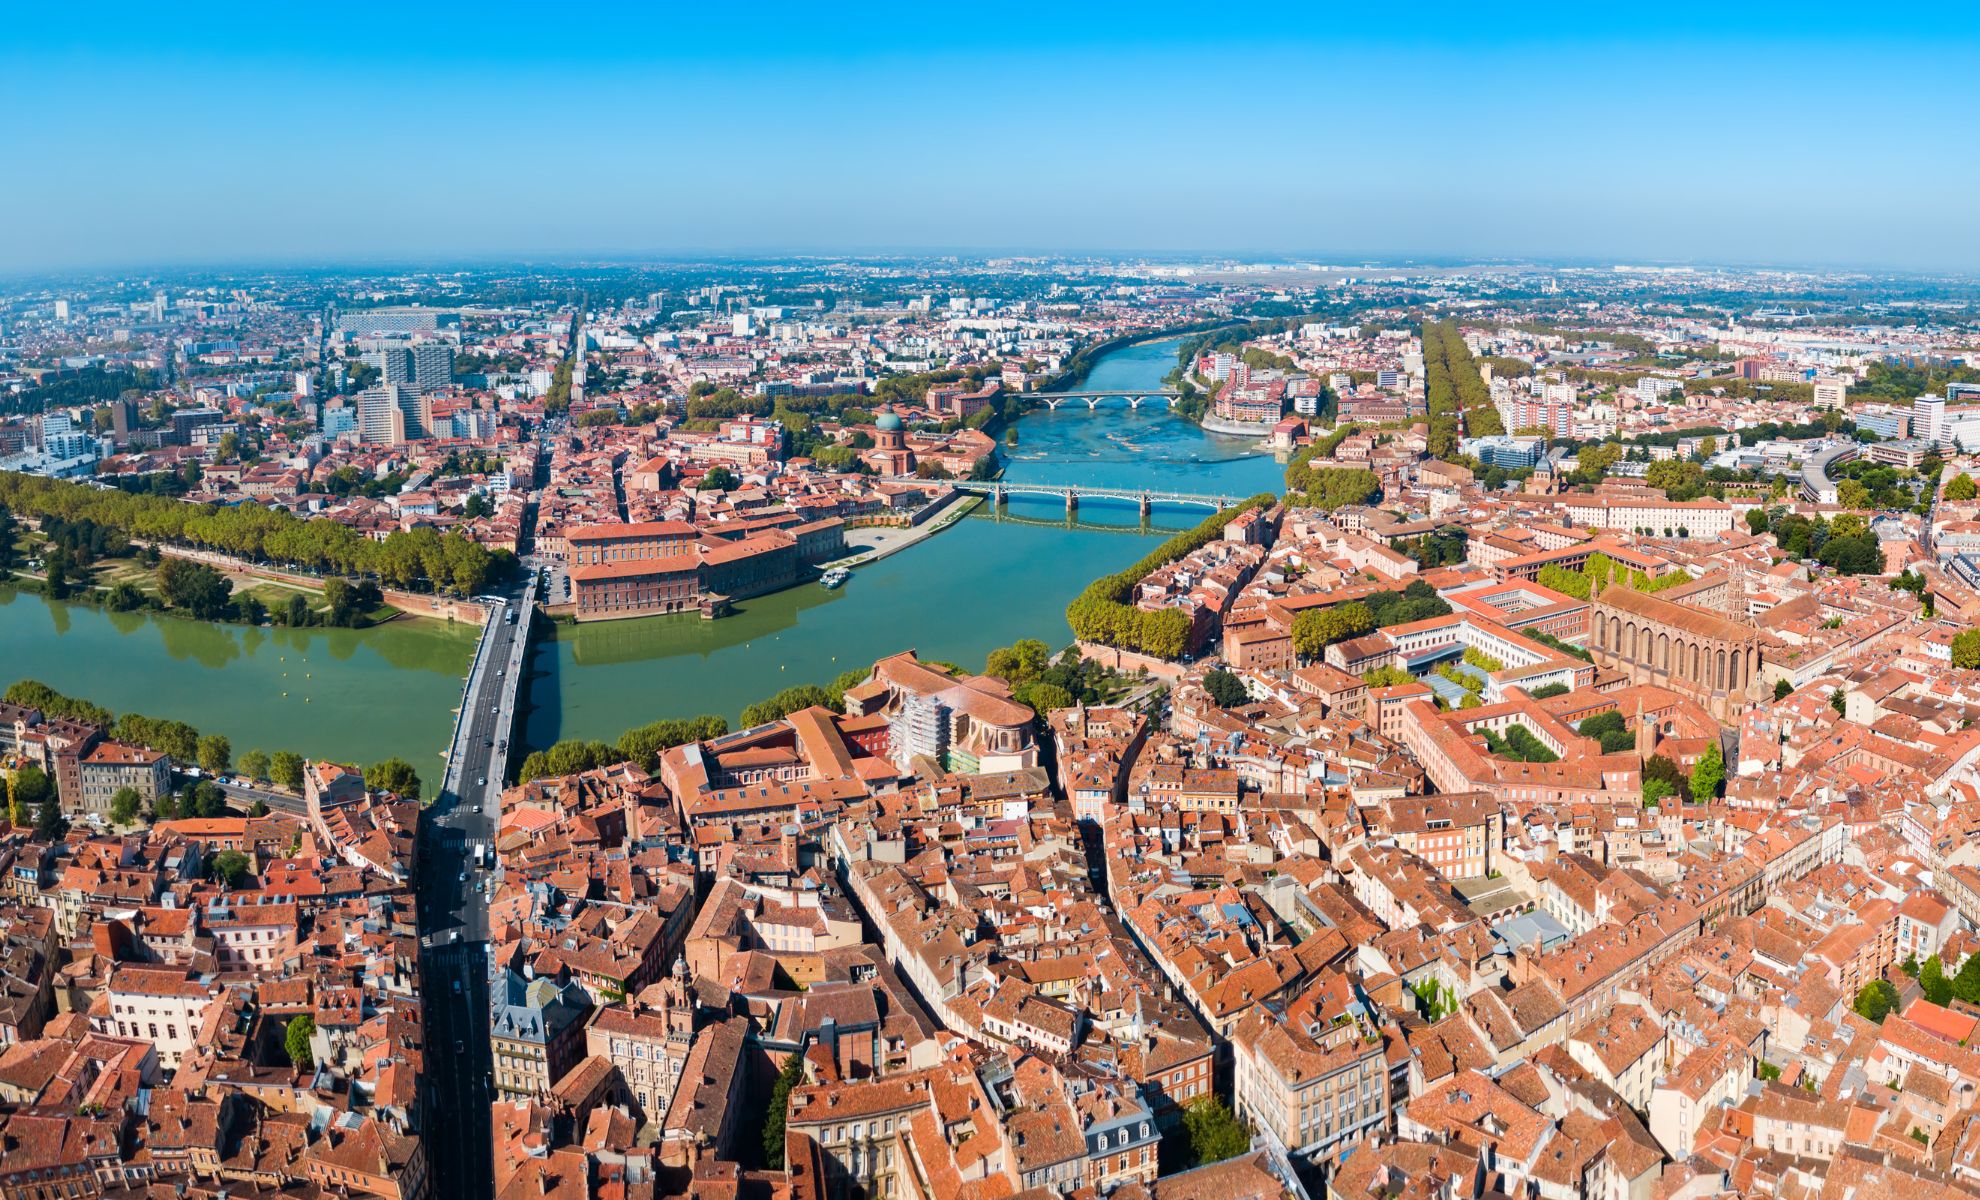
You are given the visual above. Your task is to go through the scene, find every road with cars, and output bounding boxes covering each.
[415,569,536,1199]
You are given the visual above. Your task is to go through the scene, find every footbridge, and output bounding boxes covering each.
[1027,388,1184,410]
[952,479,1239,517]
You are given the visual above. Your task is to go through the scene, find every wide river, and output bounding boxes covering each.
[0,585,477,767]
[0,337,1286,764]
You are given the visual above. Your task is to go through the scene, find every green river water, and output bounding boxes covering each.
[0,337,1286,764]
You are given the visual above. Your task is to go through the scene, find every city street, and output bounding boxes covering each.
[415,568,536,1198]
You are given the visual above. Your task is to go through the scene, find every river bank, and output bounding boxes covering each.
[824,493,985,569]
[1197,413,1281,439]
[0,334,1286,764]
[0,583,477,766]
[1038,319,1244,392]
[526,336,1289,746]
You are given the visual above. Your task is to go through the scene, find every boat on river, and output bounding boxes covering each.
[819,566,851,590]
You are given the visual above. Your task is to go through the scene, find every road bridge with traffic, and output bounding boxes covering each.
[416,573,537,1200]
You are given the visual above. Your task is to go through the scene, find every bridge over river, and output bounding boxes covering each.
[952,478,1240,517]
[1026,387,1183,410]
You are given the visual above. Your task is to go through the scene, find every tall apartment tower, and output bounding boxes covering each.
[109,397,138,442]
[363,347,415,387]
[411,344,454,392]
[355,384,433,444]
[1914,395,1947,446]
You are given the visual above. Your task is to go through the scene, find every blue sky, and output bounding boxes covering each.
[5,1,1980,273]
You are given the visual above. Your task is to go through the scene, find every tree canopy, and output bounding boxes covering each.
[0,471,501,597]
[1853,978,1900,1023]
[1167,1096,1252,1172]
[1689,741,1725,804]
[762,1052,805,1169]
[1066,494,1277,659]
[363,758,421,801]
[1290,602,1375,658]
[109,787,145,826]
[209,850,253,887]
[1421,320,1503,458]
[1954,631,1980,670]
[285,1014,318,1071]
[1202,669,1249,708]
[742,685,838,728]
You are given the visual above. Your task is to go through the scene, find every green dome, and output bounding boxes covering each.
[876,410,904,432]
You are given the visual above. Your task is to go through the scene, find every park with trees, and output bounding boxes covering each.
[0,470,507,600]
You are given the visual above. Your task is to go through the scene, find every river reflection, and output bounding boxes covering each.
[0,585,476,765]
[0,337,1289,764]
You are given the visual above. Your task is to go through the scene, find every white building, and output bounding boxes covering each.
[1915,395,1947,447]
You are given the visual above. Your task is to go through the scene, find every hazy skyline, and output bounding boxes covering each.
[7,1,1980,273]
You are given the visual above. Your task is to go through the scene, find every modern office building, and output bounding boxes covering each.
[1853,408,1910,441]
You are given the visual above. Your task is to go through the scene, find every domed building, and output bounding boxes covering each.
[862,406,916,476]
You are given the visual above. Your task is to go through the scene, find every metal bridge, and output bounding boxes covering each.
[952,479,1239,516]
[1026,388,1184,411]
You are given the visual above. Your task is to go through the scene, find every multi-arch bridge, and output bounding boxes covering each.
[1025,388,1184,411]
[950,479,1239,517]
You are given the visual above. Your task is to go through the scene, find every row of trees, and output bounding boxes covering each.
[518,640,1115,787]
[1282,424,1363,492]
[518,714,734,785]
[1065,495,1279,659]
[0,471,504,597]
[1422,320,1503,458]
[519,659,897,785]
[1289,465,1379,511]
[3,678,411,816]
[516,662,895,785]
[0,368,158,417]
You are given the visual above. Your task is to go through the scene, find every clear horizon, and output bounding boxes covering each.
[7,0,1980,274]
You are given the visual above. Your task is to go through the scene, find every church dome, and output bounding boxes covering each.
[875,409,904,432]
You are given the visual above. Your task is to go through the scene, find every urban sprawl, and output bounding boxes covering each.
[6,260,1980,1200]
